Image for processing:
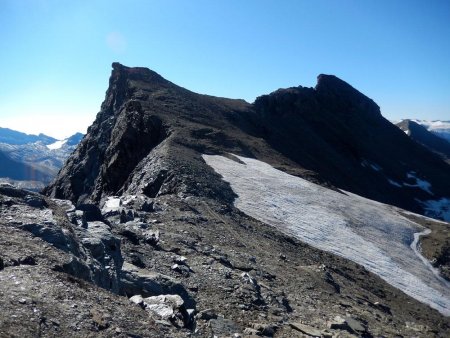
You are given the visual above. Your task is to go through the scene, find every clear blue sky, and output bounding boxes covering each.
[1,0,449,138]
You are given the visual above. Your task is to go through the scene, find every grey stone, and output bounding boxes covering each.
[129,295,144,306]
[328,315,366,335]
[146,302,174,320]
[345,316,366,334]
[120,262,191,306]
[18,256,36,265]
[143,294,187,327]
[252,322,277,336]
[19,222,76,253]
[173,255,187,265]
[196,308,218,321]
[24,194,46,208]
[77,204,103,222]
[290,322,322,337]
[209,317,241,336]
[143,229,160,245]
[243,327,259,335]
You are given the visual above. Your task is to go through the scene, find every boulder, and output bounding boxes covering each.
[290,322,322,337]
[19,221,76,253]
[77,203,103,222]
[209,317,241,337]
[120,262,192,307]
[196,308,218,321]
[24,194,47,208]
[143,229,160,246]
[129,294,189,328]
[328,315,367,335]
[129,295,144,306]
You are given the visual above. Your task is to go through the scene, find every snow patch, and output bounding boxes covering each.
[46,139,67,150]
[403,171,433,195]
[387,179,402,188]
[203,154,450,316]
[102,196,122,214]
[361,159,382,172]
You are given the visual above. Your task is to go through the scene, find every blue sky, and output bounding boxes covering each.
[1,0,449,138]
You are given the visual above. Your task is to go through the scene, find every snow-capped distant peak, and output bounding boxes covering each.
[410,119,450,130]
[46,139,67,150]
[397,119,450,143]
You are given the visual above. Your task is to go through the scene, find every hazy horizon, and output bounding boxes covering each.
[1,0,449,139]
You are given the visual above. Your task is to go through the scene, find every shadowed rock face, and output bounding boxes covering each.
[252,75,450,213]
[45,63,450,218]
[43,64,172,203]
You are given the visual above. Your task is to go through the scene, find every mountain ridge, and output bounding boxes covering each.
[45,63,450,220]
[0,129,84,190]
[396,119,450,164]
[3,62,449,337]
[0,127,57,145]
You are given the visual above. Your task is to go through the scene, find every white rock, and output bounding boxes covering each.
[129,295,144,305]
[146,303,174,319]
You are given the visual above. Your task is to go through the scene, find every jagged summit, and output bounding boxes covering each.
[315,74,381,117]
[111,62,169,84]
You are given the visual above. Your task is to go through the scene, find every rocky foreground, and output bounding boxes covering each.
[1,183,449,337]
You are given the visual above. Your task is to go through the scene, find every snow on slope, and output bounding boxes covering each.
[203,154,450,316]
[46,139,67,150]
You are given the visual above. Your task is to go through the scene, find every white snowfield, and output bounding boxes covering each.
[46,139,67,150]
[203,154,450,316]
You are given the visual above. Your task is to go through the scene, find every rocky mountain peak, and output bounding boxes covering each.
[111,62,169,85]
[315,74,381,118]
[100,63,171,118]
[397,119,426,133]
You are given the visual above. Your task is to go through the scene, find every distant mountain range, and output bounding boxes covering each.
[396,119,450,164]
[0,127,58,145]
[406,119,450,142]
[0,127,83,190]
